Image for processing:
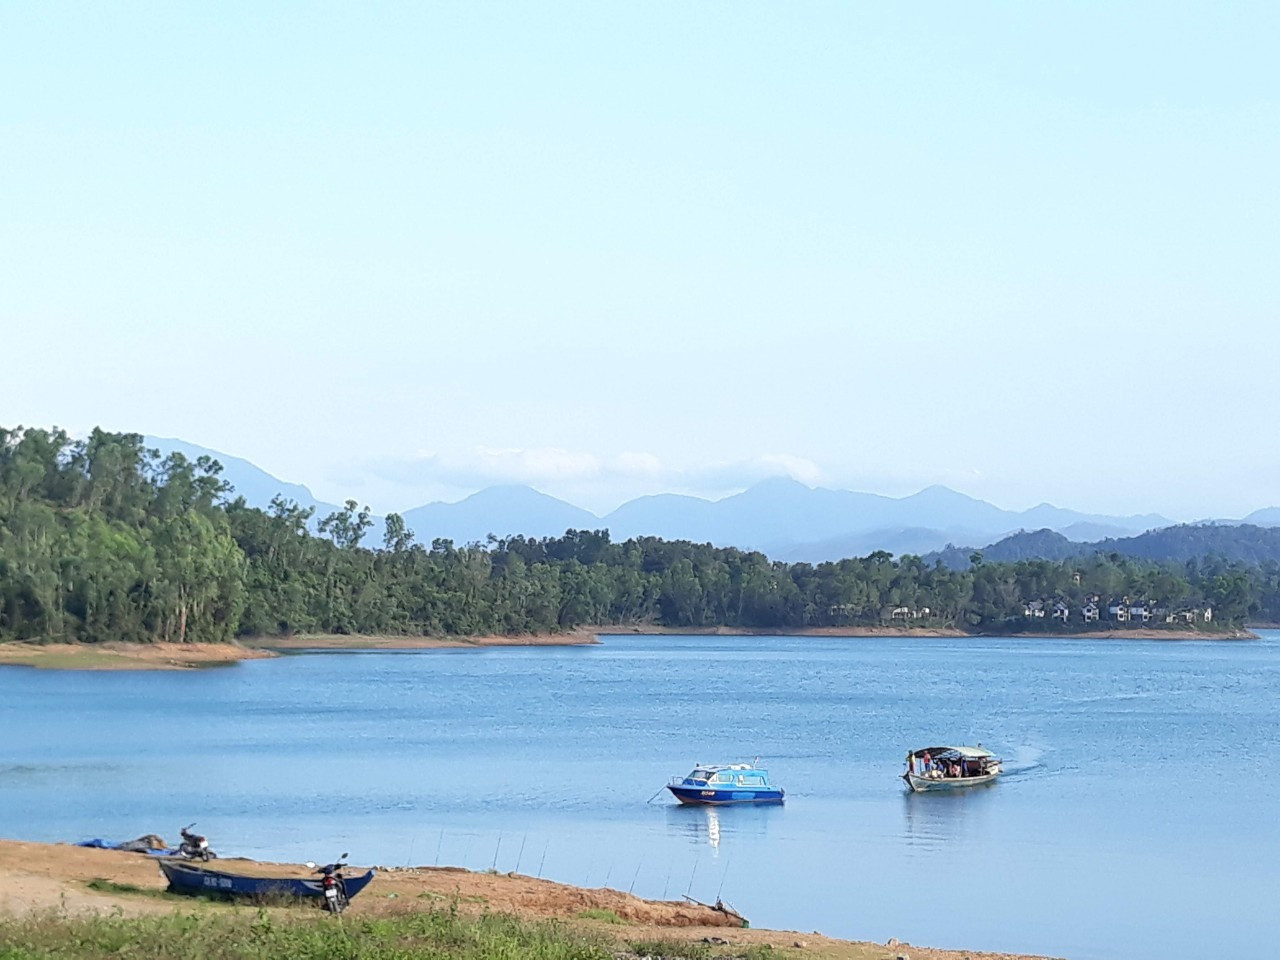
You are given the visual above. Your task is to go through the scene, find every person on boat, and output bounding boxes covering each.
[921,750,931,774]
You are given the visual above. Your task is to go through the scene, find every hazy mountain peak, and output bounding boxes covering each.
[456,484,596,511]
[134,436,1259,562]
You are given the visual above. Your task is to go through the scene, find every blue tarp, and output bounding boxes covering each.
[76,839,180,856]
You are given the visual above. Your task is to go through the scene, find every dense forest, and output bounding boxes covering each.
[927,524,1280,569]
[1,427,1276,645]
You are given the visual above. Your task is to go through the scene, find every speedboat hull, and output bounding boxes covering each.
[667,784,785,805]
[904,771,999,793]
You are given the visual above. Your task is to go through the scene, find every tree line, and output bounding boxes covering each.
[1,426,1275,645]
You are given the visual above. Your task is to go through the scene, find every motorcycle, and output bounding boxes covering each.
[306,853,351,914]
[178,823,216,861]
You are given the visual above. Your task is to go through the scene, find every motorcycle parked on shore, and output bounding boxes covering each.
[178,824,216,861]
[305,853,351,914]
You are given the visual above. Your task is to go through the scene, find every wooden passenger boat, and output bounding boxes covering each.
[903,745,1001,792]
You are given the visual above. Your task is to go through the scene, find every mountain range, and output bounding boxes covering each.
[146,436,1279,562]
[924,523,1280,569]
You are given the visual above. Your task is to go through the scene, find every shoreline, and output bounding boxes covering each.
[0,622,1255,670]
[244,628,604,652]
[0,837,1056,960]
[591,623,1257,641]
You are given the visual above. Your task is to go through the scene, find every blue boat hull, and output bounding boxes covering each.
[158,860,375,902]
[667,784,785,805]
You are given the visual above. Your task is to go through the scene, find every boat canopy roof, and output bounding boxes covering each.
[907,745,994,760]
[689,763,757,772]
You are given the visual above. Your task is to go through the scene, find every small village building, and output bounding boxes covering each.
[1082,601,1100,622]
[1023,600,1046,618]
[1108,602,1130,622]
[1052,601,1070,621]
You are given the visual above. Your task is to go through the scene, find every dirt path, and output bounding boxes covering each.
[0,839,1057,959]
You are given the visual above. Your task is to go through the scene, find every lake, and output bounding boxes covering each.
[4,632,1279,960]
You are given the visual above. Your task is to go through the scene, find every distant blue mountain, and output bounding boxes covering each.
[142,437,1199,559]
[1244,507,1280,527]
[146,437,332,513]
[604,477,1171,561]
[144,436,387,546]
[402,486,598,546]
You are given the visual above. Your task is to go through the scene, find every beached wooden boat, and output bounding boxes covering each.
[902,745,1001,792]
[158,859,375,902]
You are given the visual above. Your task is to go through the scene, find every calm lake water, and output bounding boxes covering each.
[4,632,1279,959]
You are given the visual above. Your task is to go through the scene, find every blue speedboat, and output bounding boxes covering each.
[666,763,785,805]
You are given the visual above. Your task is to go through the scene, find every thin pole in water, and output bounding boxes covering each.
[537,840,549,878]
[435,828,444,866]
[628,862,642,894]
[407,836,415,868]
[603,860,614,888]
[491,833,503,871]
[646,785,667,804]
[685,855,699,897]
[662,865,672,899]
[716,856,731,900]
[514,834,527,874]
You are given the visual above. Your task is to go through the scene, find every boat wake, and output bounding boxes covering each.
[998,744,1046,777]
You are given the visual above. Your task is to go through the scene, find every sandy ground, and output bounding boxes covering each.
[248,628,603,652]
[0,631,602,669]
[0,641,276,670]
[0,839,1055,960]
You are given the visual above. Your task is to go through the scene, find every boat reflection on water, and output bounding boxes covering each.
[900,776,999,852]
[665,800,782,851]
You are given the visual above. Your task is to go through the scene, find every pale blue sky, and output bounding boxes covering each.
[3,3,1277,517]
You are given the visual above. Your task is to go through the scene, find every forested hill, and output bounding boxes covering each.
[2,427,1276,644]
[927,524,1280,569]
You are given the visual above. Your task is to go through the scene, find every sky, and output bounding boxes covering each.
[2,2,1277,519]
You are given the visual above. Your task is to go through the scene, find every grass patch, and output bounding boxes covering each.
[624,940,775,960]
[575,908,626,924]
[626,939,714,959]
[0,906,614,959]
[84,879,212,905]
[85,879,170,900]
